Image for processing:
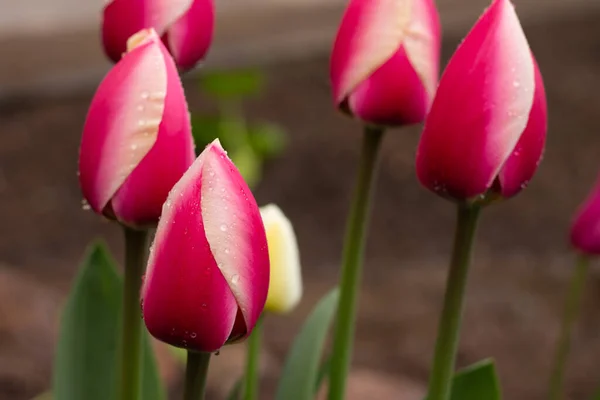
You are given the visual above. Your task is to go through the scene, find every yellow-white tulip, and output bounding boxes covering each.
[260,204,302,314]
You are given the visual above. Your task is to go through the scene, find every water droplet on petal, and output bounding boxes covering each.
[81,199,91,210]
[231,274,240,284]
[220,224,228,232]
[141,91,150,99]
[190,332,197,338]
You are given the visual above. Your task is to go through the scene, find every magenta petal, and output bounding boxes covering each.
[164,0,214,71]
[110,39,195,227]
[142,150,238,352]
[348,45,429,126]
[79,31,167,218]
[330,0,412,106]
[416,0,536,200]
[497,59,547,198]
[201,143,270,340]
[571,178,600,255]
[102,0,192,63]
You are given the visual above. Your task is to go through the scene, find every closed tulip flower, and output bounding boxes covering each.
[79,29,195,228]
[260,204,302,314]
[570,177,600,255]
[103,0,214,71]
[330,0,441,126]
[142,140,270,352]
[416,0,547,202]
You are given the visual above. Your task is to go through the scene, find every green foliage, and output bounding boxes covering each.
[275,288,340,400]
[200,69,264,100]
[449,359,501,400]
[52,243,165,400]
[192,68,287,189]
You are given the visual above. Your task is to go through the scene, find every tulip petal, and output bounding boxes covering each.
[330,0,412,106]
[79,30,167,217]
[102,0,192,62]
[142,149,239,352]
[401,0,441,102]
[497,59,547,197]
[110,32,195,226]
[260,204,302,314]
[201,141,270,340]
[571,178,600,255]
[416,0,535,200]
[347,46,430,126]
[164,0,214,71]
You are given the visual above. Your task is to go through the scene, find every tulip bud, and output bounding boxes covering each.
[570,177,600,255]
[102,0,214,71]
[416,0,547,202]
[142,139,270,352]
[79,29,195,228]
[260,204,302,314]
[330,0,441,126]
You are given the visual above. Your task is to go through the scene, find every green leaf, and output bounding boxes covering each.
[200,69,264,99]
[191,115,221,152]
[52,243,165,400]
[449,359,501,400]
[247,122,287,159]
[314,357,331,394]
[230,146,261,189]
[275,288,340,400]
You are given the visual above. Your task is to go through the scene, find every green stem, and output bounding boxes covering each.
[327,126,385,400]
[119,227,149,400]
[184,352,212,400]
[427,204,481,400]
[243,316,263,400]
[548,254,590,400]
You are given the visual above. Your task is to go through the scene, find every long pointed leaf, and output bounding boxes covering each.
[52,243,164,400]
[275,288,340,400]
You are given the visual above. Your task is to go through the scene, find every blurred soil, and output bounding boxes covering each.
[1,10,600,400]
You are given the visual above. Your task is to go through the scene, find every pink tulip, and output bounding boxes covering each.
[416,0,547,201]
[570,177,600,255]
[79,29,195,228]
[142,140,270,352]
[330,0,441,126]
[102,0,214,71]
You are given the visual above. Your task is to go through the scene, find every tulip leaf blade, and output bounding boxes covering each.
[423,359,501,400]
[450,359,501,400]
[52,242,165,400]
[275,287,340,400]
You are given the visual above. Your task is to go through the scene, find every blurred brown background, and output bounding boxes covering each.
[1,0,600,399]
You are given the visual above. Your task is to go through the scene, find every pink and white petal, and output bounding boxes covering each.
[570,178,600,255]
[164,0,214,71]
[348,46,429,126]
[497,58,547,198]
[102,0,192,62]
[110,38,195,227]
[201,141,270,339]
[403,0,441,103]
[79,31,167,216]
[330,0,413,106]
[142,152,239,352]
[416,0,535,200]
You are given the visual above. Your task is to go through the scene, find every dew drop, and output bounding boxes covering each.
[131,144,138,150]
[190,332,197,338]
[224,248,230,254]
[513,81,520,88]
[141,91,150,99]
[137,104,144,111]
[81,199,91,211]
[138,120,146,127]
[231,274,240,284]
[220,224,228,232]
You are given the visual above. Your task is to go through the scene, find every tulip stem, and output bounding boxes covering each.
[119,227,149,400]
[548,254,590,400]
[427,203,481,400]
[327,126,384,400]
[184,351,212,400]
[243,316,263,400]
